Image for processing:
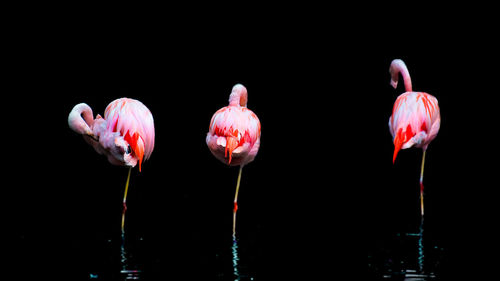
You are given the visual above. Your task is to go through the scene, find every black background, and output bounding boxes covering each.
[3,9,499,280]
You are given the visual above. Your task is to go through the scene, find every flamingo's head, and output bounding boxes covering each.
[106,133,140,168]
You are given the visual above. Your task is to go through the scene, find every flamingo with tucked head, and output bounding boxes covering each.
[206,84,261,237]
[68,98,155,232]
[388,59,440,216]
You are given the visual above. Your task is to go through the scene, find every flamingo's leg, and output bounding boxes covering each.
[419,150,426,217]
[121,167,132,233]
[233,165,243,238]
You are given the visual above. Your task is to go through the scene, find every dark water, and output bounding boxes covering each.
[368,217,446,280]
[78,220,445,280]
[85,234,146,281]
[62,227,209,281]
[216,236,256,281]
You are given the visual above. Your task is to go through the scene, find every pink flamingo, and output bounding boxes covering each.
[389,59,440,216]
[206,84,261,236]
[68,98,155,232]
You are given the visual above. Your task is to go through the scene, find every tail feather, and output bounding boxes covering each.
[393,135,403,164]
[225,136,239,164]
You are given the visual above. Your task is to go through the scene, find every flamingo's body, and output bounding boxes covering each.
[68,97,155,232]
[388,59,440,216]
[389,91,441,163]
[207,84,261,166]
[68,98,155,171]
[206,84,261,236]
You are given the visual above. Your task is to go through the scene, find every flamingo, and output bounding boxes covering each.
[206,84,261,237]
[68,98,155,232]
[389,59,440,216]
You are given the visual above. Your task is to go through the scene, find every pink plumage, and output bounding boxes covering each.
[206,84,261,167]
[388,59,440,163]
[68,97,155,171]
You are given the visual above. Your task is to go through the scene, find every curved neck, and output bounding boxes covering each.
[390,59,413,92]
[228,84,248,107]
[68,103,94,135]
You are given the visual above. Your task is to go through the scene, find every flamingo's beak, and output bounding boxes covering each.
[135,141,144,172]
[125,132,144,172]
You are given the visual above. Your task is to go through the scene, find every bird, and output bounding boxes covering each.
[68,98,155,232]
[206,84,261,237]
[388,59,440,216]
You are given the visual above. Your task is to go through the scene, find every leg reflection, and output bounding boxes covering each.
[232,237,240,281]
[120,229,141,280]
[418,216,424,273]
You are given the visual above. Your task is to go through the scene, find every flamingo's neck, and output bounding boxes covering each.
[390,59,413,92]
[68,103,95,135]
[229,84,248,107]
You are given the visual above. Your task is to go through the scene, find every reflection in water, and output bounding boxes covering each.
[418,217,424,273]
[399,217,434,279]
[120,231,141,280]
[230,236,254,281]
[369,216,441,280]
[232,238,240,281]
